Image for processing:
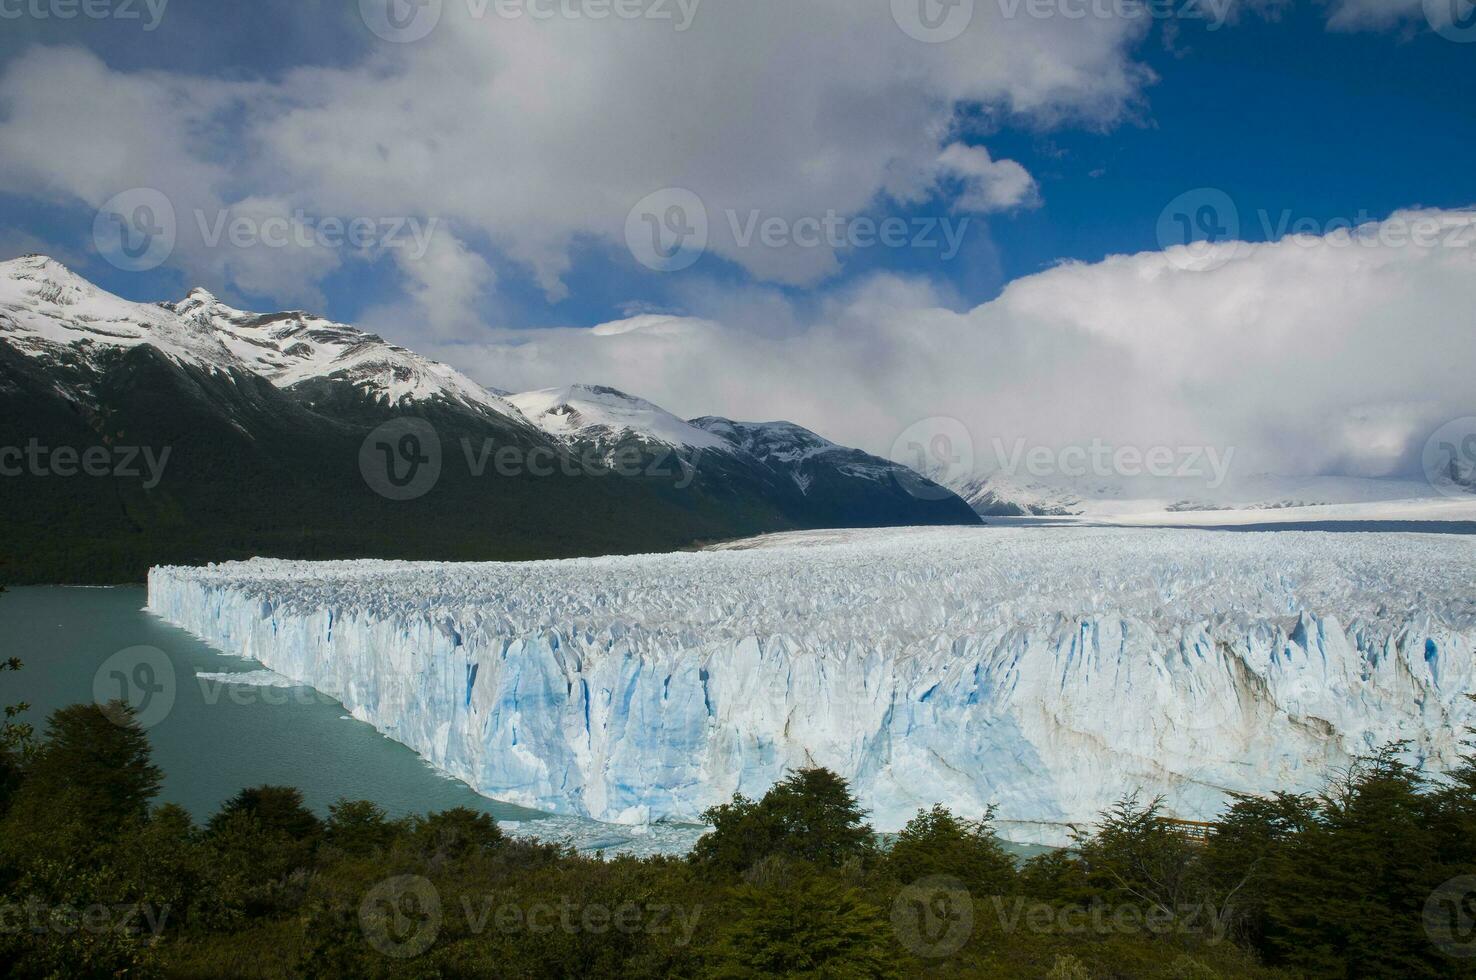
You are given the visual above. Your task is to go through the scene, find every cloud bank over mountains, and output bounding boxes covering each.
[452,209,1476,483]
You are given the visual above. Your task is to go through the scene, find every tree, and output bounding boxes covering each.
[693,768,875,873]
[207,785,321,840]
[323,798,402,857]
[1199,791,1317,947]
[1259,744,1448,978]
[206,786,321,918]
[709,875,901,978]
[409,806,504,863]
[0,582,32,816]
[4,702,162,848]
[1073,796,1206,920]
[886,804,1016,895]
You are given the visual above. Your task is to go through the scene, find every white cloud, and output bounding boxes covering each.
[0,4,1154,299]
[439,209,1476,483]
[936,143,1040,213]
[385,232,498,341]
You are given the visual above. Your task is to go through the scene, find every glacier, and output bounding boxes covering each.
[147,526,1476,846]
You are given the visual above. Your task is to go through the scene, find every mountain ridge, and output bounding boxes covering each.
[0,256,978,583]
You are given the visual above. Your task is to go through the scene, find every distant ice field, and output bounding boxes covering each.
[149,526,1476,846]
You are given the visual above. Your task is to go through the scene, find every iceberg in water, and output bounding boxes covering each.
[148,526,1476,845]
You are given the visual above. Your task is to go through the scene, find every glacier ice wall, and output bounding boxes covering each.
[147,526,1476,845]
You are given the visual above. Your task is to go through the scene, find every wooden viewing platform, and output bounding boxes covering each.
[1161,818,1216,845]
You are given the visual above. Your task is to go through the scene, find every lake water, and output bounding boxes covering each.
[0,585,546,825]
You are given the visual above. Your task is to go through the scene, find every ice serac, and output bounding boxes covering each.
[148,527,1476,845]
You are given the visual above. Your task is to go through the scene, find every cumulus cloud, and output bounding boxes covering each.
[436,210,1476,484]
[936,143,1040,213]
[0,4,1153,300]
[366,233,504,340]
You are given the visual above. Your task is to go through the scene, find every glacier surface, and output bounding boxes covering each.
[148,526,1476,846]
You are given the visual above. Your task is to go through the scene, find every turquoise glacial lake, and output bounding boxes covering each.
[0,586,545,825]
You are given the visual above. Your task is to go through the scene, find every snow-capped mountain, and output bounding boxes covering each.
[0,254,520,420]
[0,256,976,583]
[0,255,250,380]
[692,417,923,499]
[951,473,1088,517]
[167,287,521,420]
[506,384,731,452]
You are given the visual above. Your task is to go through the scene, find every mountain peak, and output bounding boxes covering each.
[0,254,97,294]
[0,262,514,418]
[507,385,732,451]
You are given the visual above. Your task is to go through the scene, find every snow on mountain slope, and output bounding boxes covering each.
[693,418,842,465]
[506,385,731,451]
[148,526,1476,846]
[166,288,517,417]
[0,255,514,415]
[691,418,909,494]
[0,255,247,376]
[953,473,1090,517]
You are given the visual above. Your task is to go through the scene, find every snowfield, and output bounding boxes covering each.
[148,526,1476,846]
